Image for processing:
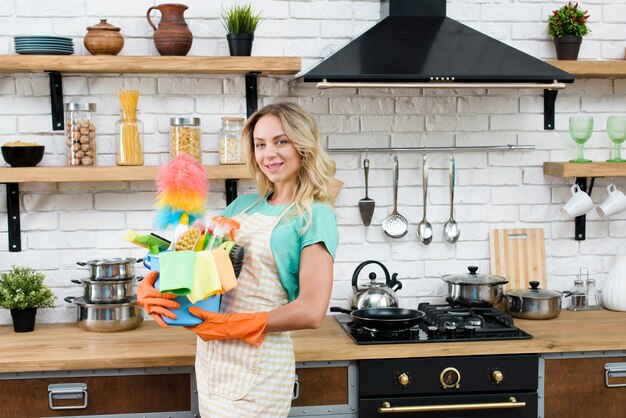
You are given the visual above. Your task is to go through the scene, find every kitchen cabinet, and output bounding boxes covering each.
[0,366,197,417]
[542,353,626,418]
[0,54,301,252]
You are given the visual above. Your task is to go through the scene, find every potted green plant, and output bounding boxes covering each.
[0,265,56,332]
[547,1,590,60]
[222,3,263,56]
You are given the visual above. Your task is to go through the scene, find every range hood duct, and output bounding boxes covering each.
[303,0,574,85]
[302,0,574,129]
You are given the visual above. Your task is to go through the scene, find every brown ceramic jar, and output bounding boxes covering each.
[146,3,193,56]
[84,19,124,55]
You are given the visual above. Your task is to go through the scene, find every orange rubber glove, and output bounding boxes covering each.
[186,307,268,346]
[136,270,180,328]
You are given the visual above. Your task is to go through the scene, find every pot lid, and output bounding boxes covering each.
[82,257,138,266]
[87,19,121,32]
[442,266,508,285]
[507,281,563,300]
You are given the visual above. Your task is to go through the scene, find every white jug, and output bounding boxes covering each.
[603,254,626,311]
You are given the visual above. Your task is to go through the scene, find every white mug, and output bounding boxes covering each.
[561,184,594,219]
[597,184,626,218]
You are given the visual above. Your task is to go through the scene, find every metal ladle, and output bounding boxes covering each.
[417,155,433,245]
[444,155,460,243]
[382,154,408,238]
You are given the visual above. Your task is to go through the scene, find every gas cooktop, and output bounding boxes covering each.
[335,302,532,345]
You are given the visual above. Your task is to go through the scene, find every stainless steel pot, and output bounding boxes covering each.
[76,257,142,280]
[64,296,143,332]
[506,281,572,320]
[442,266,508,307]
[71,278,136,303]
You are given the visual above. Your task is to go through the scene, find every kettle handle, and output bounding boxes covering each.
[352,260,391,292]
[146,6,160,31]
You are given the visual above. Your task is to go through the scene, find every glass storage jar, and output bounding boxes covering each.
[219,117,245,165]
[64,103,97,166]
[170,117,201,162]
[115,110,144,166]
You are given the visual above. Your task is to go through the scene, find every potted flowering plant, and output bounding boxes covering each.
[222,3,263,56]
[0,266,56,332]
[547,1,590,60]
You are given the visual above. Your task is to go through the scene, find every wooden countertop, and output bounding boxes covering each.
[2,310,626,373]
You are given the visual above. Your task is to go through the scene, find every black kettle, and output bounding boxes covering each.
[348,260,403,310]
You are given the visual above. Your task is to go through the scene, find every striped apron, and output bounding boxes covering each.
[195,200,295,417]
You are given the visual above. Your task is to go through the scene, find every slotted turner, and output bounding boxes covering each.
[359,158,375,226]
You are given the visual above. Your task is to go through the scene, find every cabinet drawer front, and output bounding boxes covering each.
[545,356,626,418]
[0,374,191,417]
[292,366,348,407]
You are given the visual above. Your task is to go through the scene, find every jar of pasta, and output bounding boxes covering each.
[170,117,201,162]
[219,117,245,165]
[64,103,96,166]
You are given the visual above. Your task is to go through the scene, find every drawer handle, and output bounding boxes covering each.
[48,383,88,410]
[292,374,300,400]
[378,397,525,414]
[605,363,626,388]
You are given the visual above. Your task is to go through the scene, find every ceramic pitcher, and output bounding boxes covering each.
[146,3,193,56]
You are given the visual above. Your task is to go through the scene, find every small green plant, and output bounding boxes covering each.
[0,266,56,310]
[548,1,590,38]
[222,3,263,35]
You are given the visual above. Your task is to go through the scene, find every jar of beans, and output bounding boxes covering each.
[64,103,97,166]
[219,117,245,165]
[170,117,201,162]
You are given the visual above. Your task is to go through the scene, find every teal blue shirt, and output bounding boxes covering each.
[221,194,338,302]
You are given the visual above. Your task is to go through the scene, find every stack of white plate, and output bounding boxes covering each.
[14,36,74,55]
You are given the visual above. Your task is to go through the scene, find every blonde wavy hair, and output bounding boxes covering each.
[241,102,336,231]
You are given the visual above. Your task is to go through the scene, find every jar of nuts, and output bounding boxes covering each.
[170,117,201,162]
[64,103,97,166]
[219,117,245,165]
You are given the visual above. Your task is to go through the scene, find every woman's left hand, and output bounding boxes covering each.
[185,308,268,346]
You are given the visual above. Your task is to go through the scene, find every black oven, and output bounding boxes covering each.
[359,354,538,418]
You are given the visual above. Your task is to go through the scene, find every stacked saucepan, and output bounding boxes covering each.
[65,258,144,332]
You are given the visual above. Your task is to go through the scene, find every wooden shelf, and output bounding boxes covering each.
[0,165,251,183]
[0,55,301,75]
[547,60,626,78]
[543,162,626,178]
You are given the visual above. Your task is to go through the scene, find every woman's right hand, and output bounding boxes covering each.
[137,271,180,328]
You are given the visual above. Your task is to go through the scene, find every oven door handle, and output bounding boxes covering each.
[377,397,526,414]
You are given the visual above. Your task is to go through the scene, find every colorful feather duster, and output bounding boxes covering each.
[154,154,209,230]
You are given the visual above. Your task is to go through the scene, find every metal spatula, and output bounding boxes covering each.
[359,158,375,226]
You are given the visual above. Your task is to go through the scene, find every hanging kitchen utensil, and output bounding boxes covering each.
[417,154,433,245]
[443,155,460,243]
[382,154,408,238]
[489,227,546,291]
[358,158,375,226]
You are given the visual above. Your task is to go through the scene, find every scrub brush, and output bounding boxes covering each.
[219,241,245,278]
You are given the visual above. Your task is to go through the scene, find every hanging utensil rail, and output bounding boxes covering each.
[326,144,534,153]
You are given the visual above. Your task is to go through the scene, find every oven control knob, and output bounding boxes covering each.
[491,370,504,384]
[396,372,411,387]
[440,367,461,389]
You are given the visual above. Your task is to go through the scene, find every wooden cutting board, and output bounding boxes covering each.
[489,228,546,291]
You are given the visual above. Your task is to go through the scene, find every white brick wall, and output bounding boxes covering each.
[1,0,625,325]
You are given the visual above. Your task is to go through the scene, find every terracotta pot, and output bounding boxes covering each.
[554,35,582,60]
[84,19,124,55]
[147,3,193,56]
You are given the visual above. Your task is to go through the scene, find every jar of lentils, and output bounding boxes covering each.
[219,117,245,165]
[65,103,96,166]
[170,117,202,162]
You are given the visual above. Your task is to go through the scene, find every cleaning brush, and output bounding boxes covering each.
[219,241,245,278]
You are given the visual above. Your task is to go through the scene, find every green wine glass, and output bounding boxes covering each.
[607,116,626,162]
[569,116,594,163]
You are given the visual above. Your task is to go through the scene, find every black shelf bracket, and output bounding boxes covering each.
[5,183,21,252]
[544,89,558,130]
[225,179,238,206]
[245,72,260,118]
[574,176,596,241]
[46,70,64,131]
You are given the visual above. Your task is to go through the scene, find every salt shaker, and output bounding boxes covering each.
[571,279,586,308]
[586,278,599,308]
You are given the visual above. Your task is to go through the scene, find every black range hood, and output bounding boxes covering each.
[303,0,574,129]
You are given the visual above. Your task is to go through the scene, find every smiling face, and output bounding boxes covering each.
[253,114,302,193]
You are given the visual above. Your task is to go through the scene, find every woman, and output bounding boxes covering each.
[137,102,338,417]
